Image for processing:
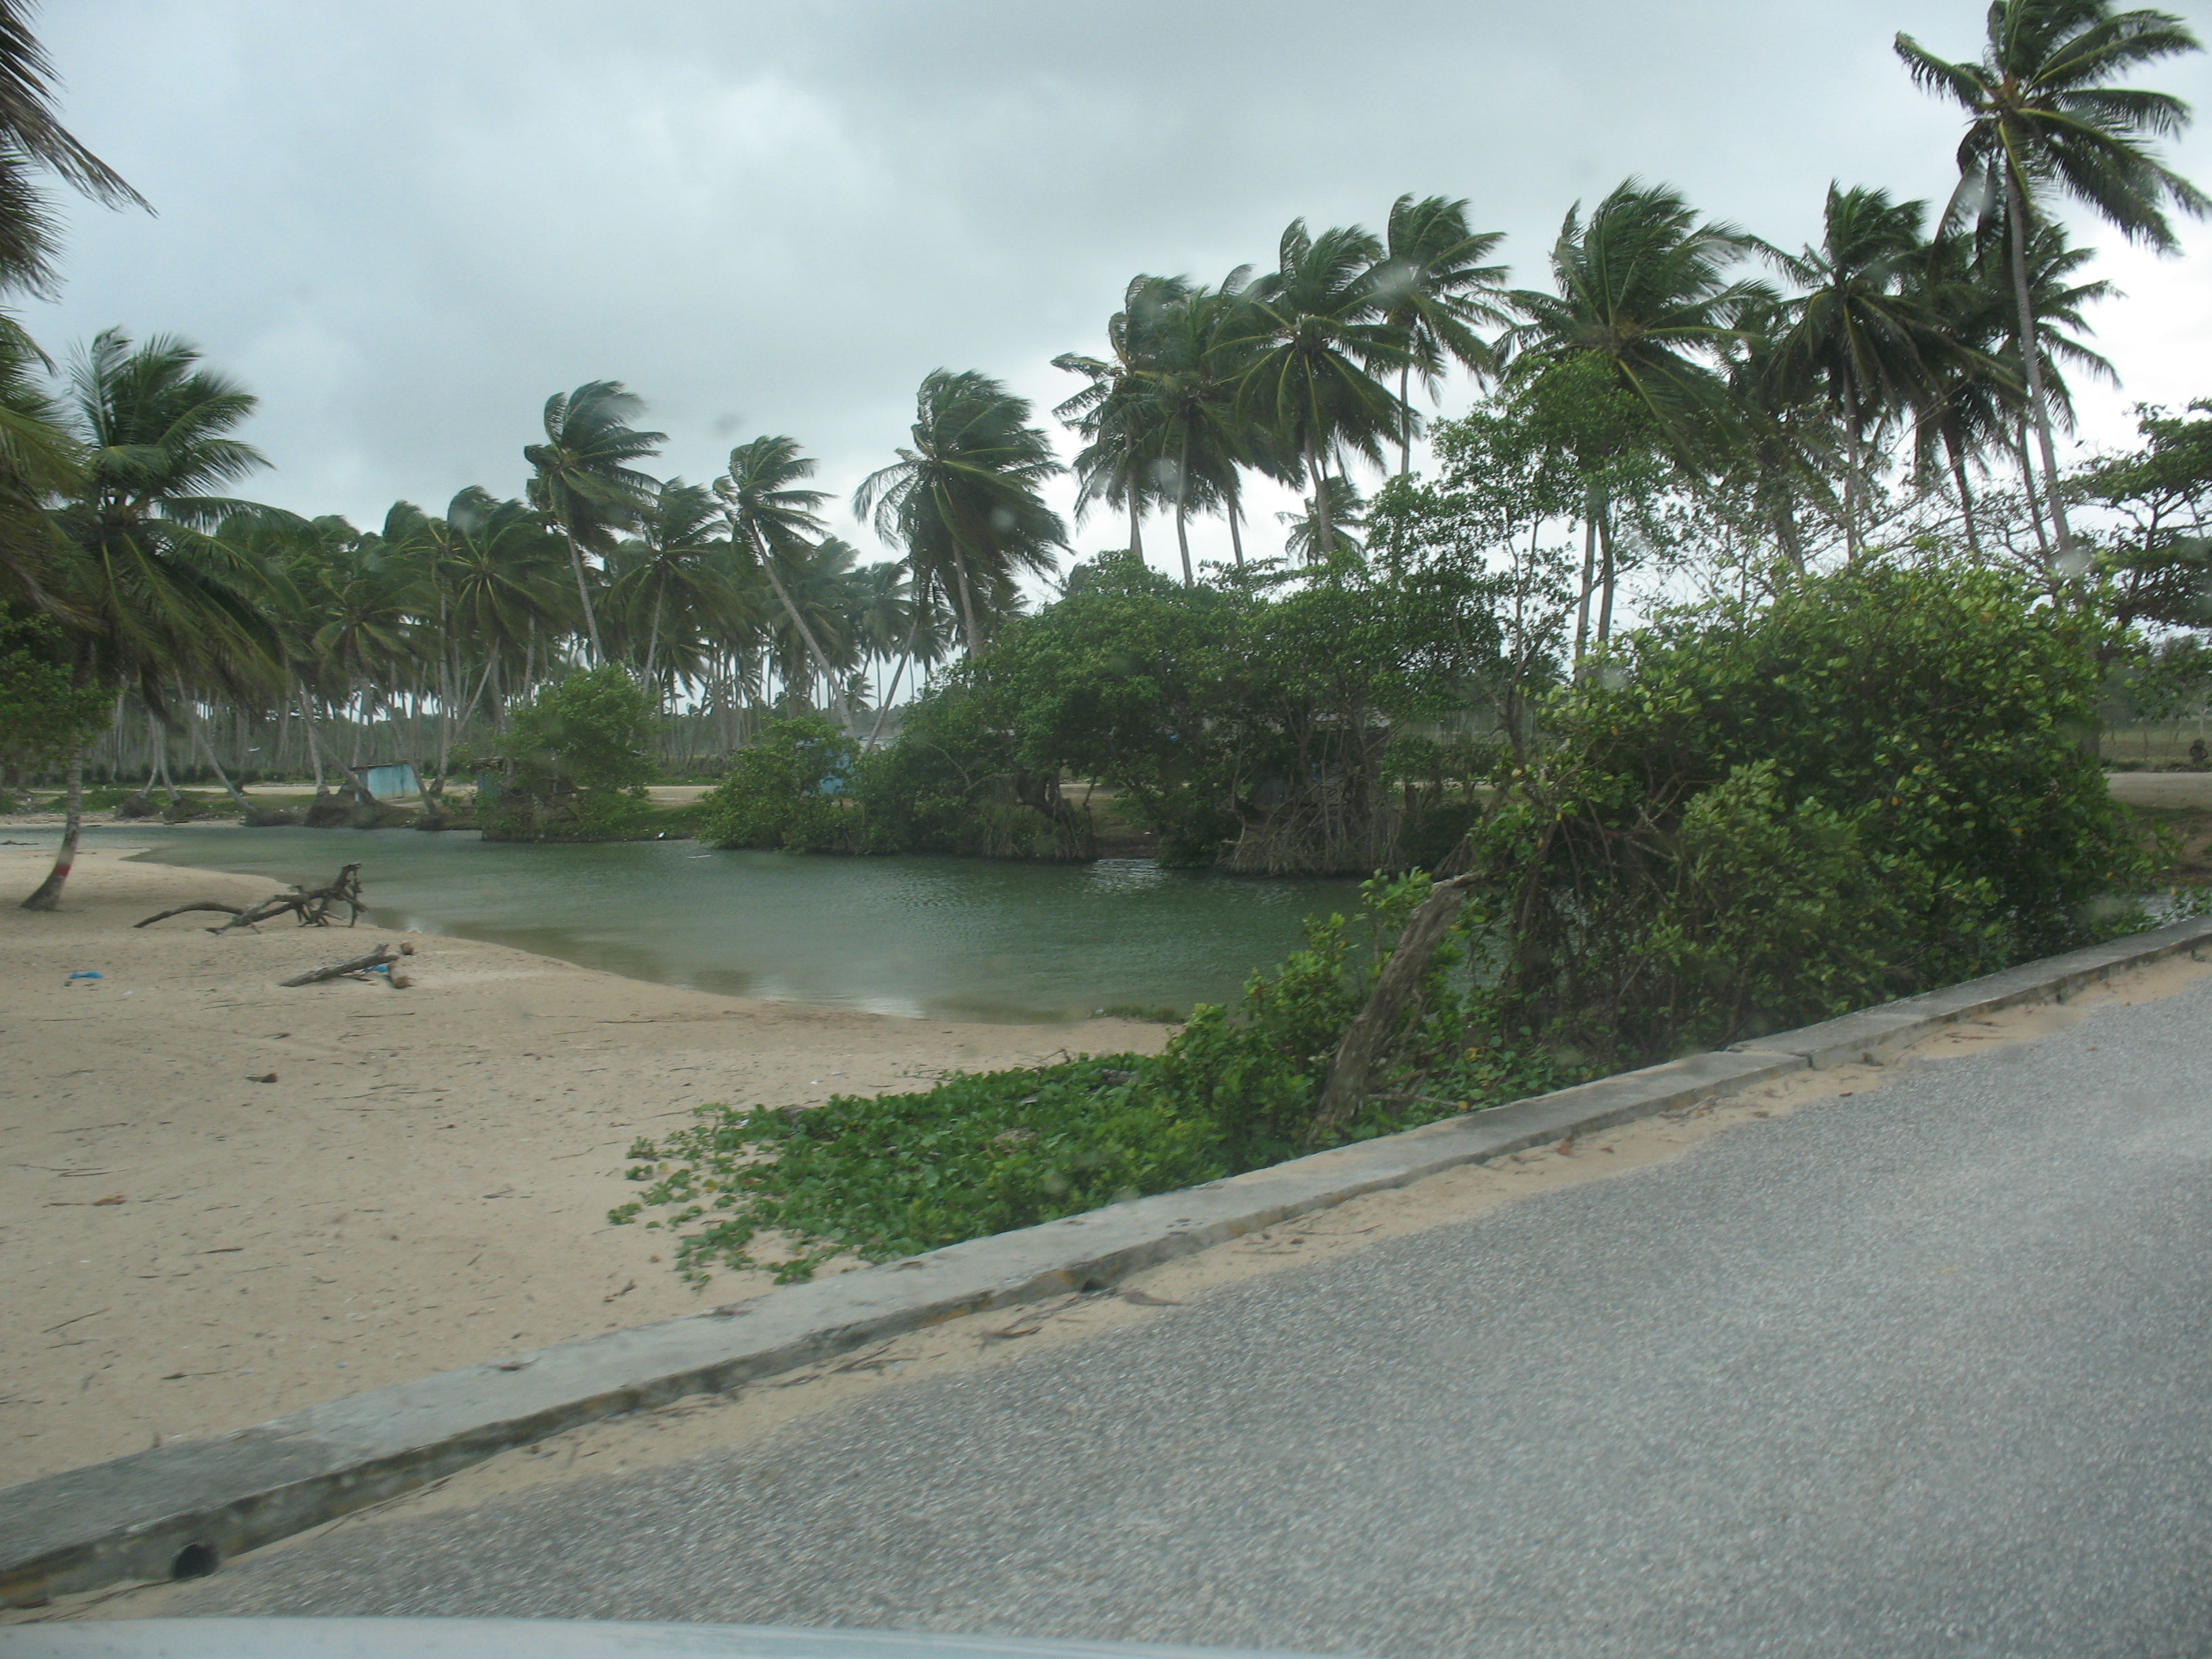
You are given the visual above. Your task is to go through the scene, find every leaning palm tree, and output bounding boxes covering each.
[1052,274,1189,560]
[1279,476,1368,563]
[855,369,1065,658]
[1372,194,1511,473]
[1765,184,1978,558]
[1897,0,2207,553]
[606,478,727,696]
[523,380,665,665]
[715,434,859,735]
[1506,180,1766,651]
[22,329,280,909]
[1235,220,1410,556]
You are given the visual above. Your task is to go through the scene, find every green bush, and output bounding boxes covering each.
[695,714,861,853]
[1467,556,2157,1063]
[478,665,659,843]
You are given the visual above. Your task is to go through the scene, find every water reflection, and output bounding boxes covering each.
[86,826,1357,1025]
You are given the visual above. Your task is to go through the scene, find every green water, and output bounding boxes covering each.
[71,825,1358,1024]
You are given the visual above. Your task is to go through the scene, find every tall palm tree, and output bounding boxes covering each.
[1143,276,1274,583]
[523,380,664,665]
[715,434,859,735]
[22,329,279,909]
[765,533,861,710]
[1054,274,1188,561]
[440,486,567,737]
[1897,0,2207,553]
[1279,476,1367,563]
[1506,180,1765,650]
[1373,194,1511,473]
[855,369,1065,658]
[607,478,726,695]
[1235,220,1410,556]
[1766,184,1975,558]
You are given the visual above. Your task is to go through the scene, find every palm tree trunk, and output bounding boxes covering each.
[562,528,605,664]
[2013,419,2053,558]
[1174,426,1195,586]
[1842,381,1865,562]
[1128,497,1145,558]
[1595,491,1617,646]
[21,657,91,912]
[1572,481,1598,666]
[643,587,665,698]
[1399,363,1414,476]
[186,697,251,811]
[1306,432,1331,560]
[1946,433,1984,557]
[743,524,857,735]
[1227,496,1246,571]
[951,550,985,659]
[2004,166,2073,554]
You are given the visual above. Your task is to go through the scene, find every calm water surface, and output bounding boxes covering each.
[75,825,1358,1023]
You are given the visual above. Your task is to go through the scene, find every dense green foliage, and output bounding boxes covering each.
[1465,559,2156,1060]
[478,665,659,842]
[693,714,859,852]
[0,612,104,797]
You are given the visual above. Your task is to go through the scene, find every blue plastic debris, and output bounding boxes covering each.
[66,970,102,981]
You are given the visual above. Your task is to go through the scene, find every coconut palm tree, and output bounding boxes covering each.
[1054,275,1188,561]
[1143,275,1276,583]
[715,434,859,735]
[439,487,567,737]
[606,478,728,696]
[1897,0,2207,552]
[524,380,665,665]
[1235,220,1411,557]
[1506,180,1766,649]
[1765,184,1978,558]
[1279,476,1367,563]
[22,329,279,909]
[855,369,1065,658]
[1373,194,1511,474]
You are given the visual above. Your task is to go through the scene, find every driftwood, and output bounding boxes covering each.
[280,941,414,988]
[136,865,365,934]
[1310,872,1478,1138]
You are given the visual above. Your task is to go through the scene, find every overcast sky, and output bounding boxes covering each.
[28,0,2212,579]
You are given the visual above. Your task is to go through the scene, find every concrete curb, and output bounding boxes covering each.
[9,912,2212,1607]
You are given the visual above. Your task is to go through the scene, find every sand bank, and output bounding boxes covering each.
[0,841,1166,1488]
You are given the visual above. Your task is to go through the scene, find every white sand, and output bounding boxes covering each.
[0,841,1166,1488]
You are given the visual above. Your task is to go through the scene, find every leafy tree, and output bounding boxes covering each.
[1898,0,2207,554]
[2072,399,2212,651]
[480,663,656,841]
[524,380,665,664]
[0,607,102,795]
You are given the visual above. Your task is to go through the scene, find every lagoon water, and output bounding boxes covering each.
[64,825,1358,1023]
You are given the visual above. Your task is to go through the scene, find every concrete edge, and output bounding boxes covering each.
[8,911,2212,1607]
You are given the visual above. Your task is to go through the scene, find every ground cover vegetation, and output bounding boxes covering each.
[5,1,2212,1264]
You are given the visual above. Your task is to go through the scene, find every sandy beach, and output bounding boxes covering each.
[0,838,1167,1488]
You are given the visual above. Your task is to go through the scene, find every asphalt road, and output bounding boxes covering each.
[116,979,2212,1657]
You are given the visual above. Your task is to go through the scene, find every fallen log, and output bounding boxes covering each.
[279,940,414,988]
[134,901,247,928]
[136,865,367,934]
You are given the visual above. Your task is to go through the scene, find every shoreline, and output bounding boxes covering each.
[0,841,1169,1488]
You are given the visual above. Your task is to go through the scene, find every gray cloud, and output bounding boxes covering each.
[27,0,2212,573]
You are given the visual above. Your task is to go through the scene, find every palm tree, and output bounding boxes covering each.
[855,369,1065,658]
[1766,184,1975,558]
[715,434,859,735]
[22,329,279,909]
[1373,194,1511,473]
[1143,276,1275,583]
[1279,476,1367,562]
[607,478,726,695]
[0,0,148,298]
[439,487,567,738]
[1054,275,1187,561]
[766,534,861,710]
[1235,220,1411,557]
[1506,180,1765,651]
[1897,0,2207,553]
[524,380,665,665]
